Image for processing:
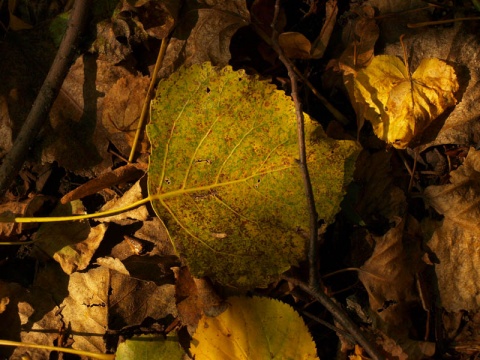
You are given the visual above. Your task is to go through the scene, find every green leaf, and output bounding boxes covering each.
[116,335,185,360]
[148,63,359,287]
[191,296,319,360]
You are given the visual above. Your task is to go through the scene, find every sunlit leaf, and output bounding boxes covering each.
[354,55,458,148]
[191,296,319,360]
[116,335,185,360]
[148,62,359,287]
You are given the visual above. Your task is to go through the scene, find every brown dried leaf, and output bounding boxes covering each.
[41,55,132,176]
[109,270,177,330]
[359,216,431,357]
[360,218,417,332]
[159,0,250,78]
[310,0,338,59]
[424,148,480,311]
[102,74,150,156]
[174,266,203,334]
[278,32,311,59]
[353,150,407,227]
[118,0,181,39]
[32,200,107,274]
[99,178,149,224]
[59,267,109,353]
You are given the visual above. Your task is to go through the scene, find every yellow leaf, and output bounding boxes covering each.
[354,55,458,148]
[191,296,319,360]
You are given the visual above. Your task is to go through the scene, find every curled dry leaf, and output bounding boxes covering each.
[354,55,459,148]
[424,147,480,311]
[383,25,480,149]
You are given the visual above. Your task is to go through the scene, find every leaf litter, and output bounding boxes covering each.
[1,0,480,358]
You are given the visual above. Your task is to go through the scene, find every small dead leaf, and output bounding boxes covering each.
[278,32,311,59]
[173,266,204,335]
[354,55,459,148]
[32,200,107,274]
[109,270,176,330]
[359,216,431,357]
[310,0,338,59]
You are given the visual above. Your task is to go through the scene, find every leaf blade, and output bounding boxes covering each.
[148,63,359,287]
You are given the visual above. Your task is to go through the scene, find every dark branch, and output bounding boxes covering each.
[0,0,91,196]
[270,0,320,289]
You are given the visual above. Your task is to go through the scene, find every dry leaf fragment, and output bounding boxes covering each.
[424,148,480,311]
[354,55,459,148]
[278,32,311,59]
[102,74,150,156]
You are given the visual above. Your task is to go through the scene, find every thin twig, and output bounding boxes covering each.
[0,0,90,196]
[250,16,349,125]
[128,36,169,163]
[271,0,319,289]
[283,275,385,360]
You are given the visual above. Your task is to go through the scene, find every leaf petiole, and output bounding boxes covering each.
[13,197,152,223]
[0,339,115,359]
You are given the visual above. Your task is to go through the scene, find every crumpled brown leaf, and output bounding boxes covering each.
[159,0,250,78]
[91,0,180,64]
[424,147,480,311]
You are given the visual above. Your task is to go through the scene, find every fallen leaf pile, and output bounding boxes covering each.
[1,0,480,358]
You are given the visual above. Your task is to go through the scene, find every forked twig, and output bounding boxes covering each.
[283,275,385,360]
[271,0,319,289]
[0,0,90,196]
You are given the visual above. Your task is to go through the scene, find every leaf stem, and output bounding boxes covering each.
[271,0,320,290]
[128,36,169,163]
[13,197,151,223]
[0,339,115,360]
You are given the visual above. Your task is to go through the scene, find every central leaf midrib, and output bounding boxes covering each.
[154,164,295,201]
